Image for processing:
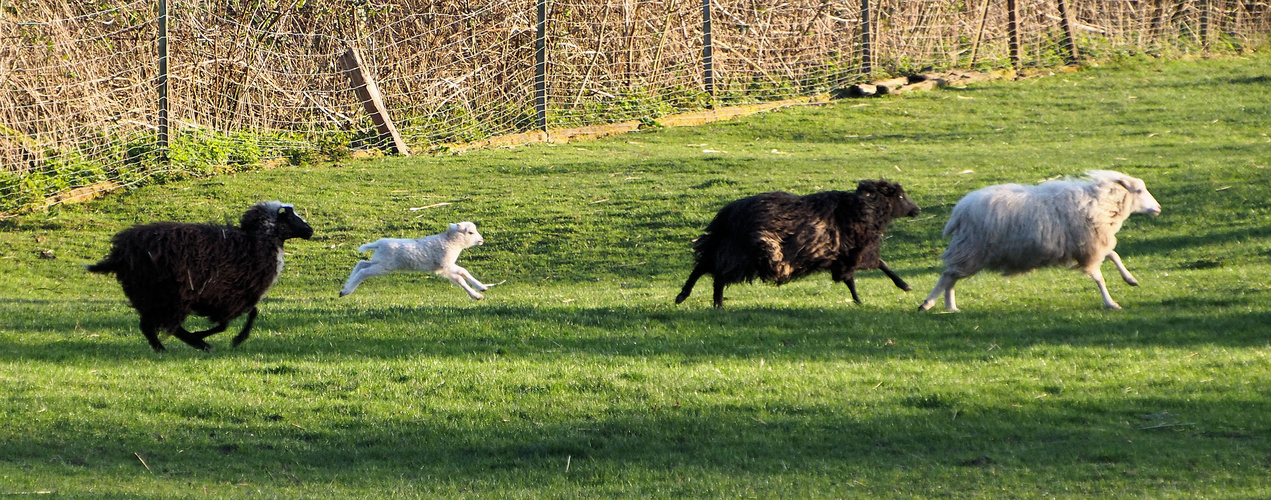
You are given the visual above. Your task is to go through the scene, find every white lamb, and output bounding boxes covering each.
[919,170,1161,311]
[340,221,495,300]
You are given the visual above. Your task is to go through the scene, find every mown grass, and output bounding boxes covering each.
[1,54,1269,498]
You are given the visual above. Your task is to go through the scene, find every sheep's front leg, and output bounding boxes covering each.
[676,263,708,304]
[919,271,961,312]
[845,277,862,304]
[1085,266,1121,310]
[443,268,485,300]
[1106,251,1139,286]
[878,260,912,291]
[139,319,166,352]
[231,307,258,347]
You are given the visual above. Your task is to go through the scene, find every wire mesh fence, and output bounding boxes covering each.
[2,0,1268,215]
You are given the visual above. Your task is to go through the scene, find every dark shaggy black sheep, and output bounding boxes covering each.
[87,201,314,352]
[675,179,920,307]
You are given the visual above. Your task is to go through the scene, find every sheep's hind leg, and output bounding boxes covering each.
[190,321,229,340]
[340,261,385,297]
[1106,251,1139,286]
[169,325,214,352]
[1085,266,1121,310]
[878,260,912,291]
[443,270,485,300]
[231,307,258,347]
[676,264,708,304]
[712,278,726,308]
[919,271,961,312]
[454,266,491,292]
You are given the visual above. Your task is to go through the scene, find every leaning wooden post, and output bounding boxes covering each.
[340,48,409,156]
[535,0,547,131]
[157,0,169,159]
[1006,0,1021,70]
[1056,0,1079,63]
[702,0,714,106]
[860,0,872,76]
[969,0,991,66]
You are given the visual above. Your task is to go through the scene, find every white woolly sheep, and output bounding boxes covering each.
[918,170,1161,311]
[87,201,314,352]
[340,221,495,300]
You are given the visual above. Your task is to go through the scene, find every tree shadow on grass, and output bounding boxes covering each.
[0,386,1265,495]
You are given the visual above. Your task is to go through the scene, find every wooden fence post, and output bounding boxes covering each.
[535,0,547,131]
[860,0,872,76]
[969,0,991,66]
[340,48,410,156]
[1006,0,1021,70]
[157,0,169,159]
[1056,0,1079,63]
[702,0,714,105]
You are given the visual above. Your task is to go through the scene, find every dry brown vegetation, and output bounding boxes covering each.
[1,0,1267,211]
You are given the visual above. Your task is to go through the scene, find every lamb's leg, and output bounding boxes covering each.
[878,260,912,291]
[919,271,961,312]
[231,307,258,347]
[340,261,387,296]
[1085,266,1121,310]
[712,278,726,308]
[139,318,166,352]
[676,263,708,304]
[454,266,490,292]
[443,269,485,300]
[1106,251,1139,286]
[845,276,862,304]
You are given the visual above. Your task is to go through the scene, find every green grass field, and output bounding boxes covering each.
[2,54,1269,498]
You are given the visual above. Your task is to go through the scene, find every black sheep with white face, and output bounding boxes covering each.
[676,180,920,308]
[88,201,313,352]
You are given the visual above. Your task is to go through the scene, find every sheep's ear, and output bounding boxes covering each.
[449,223,459,232]
[1114,177,1138,192]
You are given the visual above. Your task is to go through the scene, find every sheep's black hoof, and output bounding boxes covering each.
[674,293,688,304]
[900,284,913,292]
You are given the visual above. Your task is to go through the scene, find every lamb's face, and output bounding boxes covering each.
[449,221,484,248]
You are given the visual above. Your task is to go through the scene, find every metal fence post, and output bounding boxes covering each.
[1200,0,1212,51]
[702,0,714,105]
[1006,0,1021,70]
[860,0,872,76]
[535,0,547,131]
[157,0,169,159]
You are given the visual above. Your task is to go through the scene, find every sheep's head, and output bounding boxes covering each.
[857,179,921,218]
[447,221,485,248]
[242,201,315,240]
[1089,170,1162,216]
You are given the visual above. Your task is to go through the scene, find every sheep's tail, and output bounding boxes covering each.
[357,241,382,254]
